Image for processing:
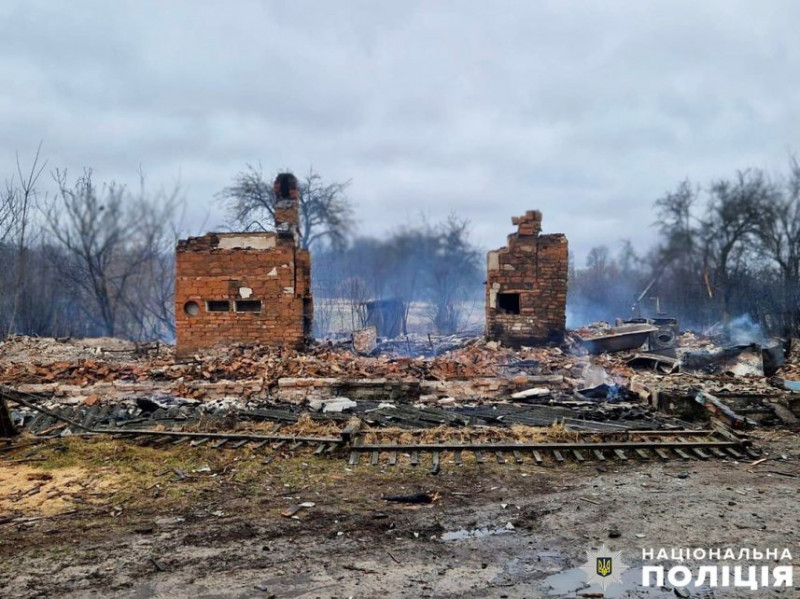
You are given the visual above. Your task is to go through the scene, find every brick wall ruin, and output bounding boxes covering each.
[486,210,568,347]
[175,174,313,355]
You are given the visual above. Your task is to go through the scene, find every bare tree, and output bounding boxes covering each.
[297,169,354,249]
[757,158,800,335]
[120,174,185,341]
[5,144,47,335]
[701,170,774,321]
[220,165,354,249]
[0,179,20,335]
[46,170,129,336]
[654,181,702,281]
[1,150,41,244]
[424,215,482,334]
[651,174,773,327]
[45,169,182,339]
[337,276,371,331]
[0,182,17,244]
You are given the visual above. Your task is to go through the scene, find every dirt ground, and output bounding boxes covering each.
[0,432,798,599]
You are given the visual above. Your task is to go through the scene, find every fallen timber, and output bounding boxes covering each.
[345,427,756,468]
[0,385,343,455]
[350,440,742,451]
[102,428,342,455]
[96,428,341,444]
[1,384,758,468]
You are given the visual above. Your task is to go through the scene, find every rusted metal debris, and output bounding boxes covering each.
[578,324,659,355]
[626,353,680,374]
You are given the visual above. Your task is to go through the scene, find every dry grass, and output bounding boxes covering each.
[0,435,350,519]
[361,422,582,444]
[0,418,683,521]
[280,413,351,437]
[0,465,121,516]
[184,412,348,437]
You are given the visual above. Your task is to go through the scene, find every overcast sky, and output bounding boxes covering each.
[2,0,799,262]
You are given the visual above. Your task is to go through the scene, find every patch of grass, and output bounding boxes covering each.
[2,436,378,518]
[3,433,570,524]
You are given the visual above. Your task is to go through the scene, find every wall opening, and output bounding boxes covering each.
[207,300,231,312]
[183,301,200,316]
[497,293,520,314]
[235,299,262,313]
[303,297,313,337]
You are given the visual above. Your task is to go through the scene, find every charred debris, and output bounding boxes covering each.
[1,204,798,468]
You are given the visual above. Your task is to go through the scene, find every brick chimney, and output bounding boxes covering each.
[273,173,300,243]
[486,210,568,347]
[511,210,542,237]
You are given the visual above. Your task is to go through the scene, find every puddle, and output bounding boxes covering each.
[543,566,672,598]
[532,550,566,573]
[440,526,514,541]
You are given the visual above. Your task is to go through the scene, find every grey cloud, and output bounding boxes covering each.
[2,0,800,262]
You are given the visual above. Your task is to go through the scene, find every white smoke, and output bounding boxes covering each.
[713,314,766,345]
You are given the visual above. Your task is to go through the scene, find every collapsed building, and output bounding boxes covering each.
[174,174,313,355]
[486,210,568,347]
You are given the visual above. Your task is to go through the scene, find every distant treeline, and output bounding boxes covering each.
[570,161,800,337]
[2,155,799,342]
[312,216,485,337]
[1,150,180,341]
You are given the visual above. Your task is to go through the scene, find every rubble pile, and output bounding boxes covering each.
[0,335,161,364]
[5,392,670,438]
[1,325,798,432]
[0,337,585,392]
